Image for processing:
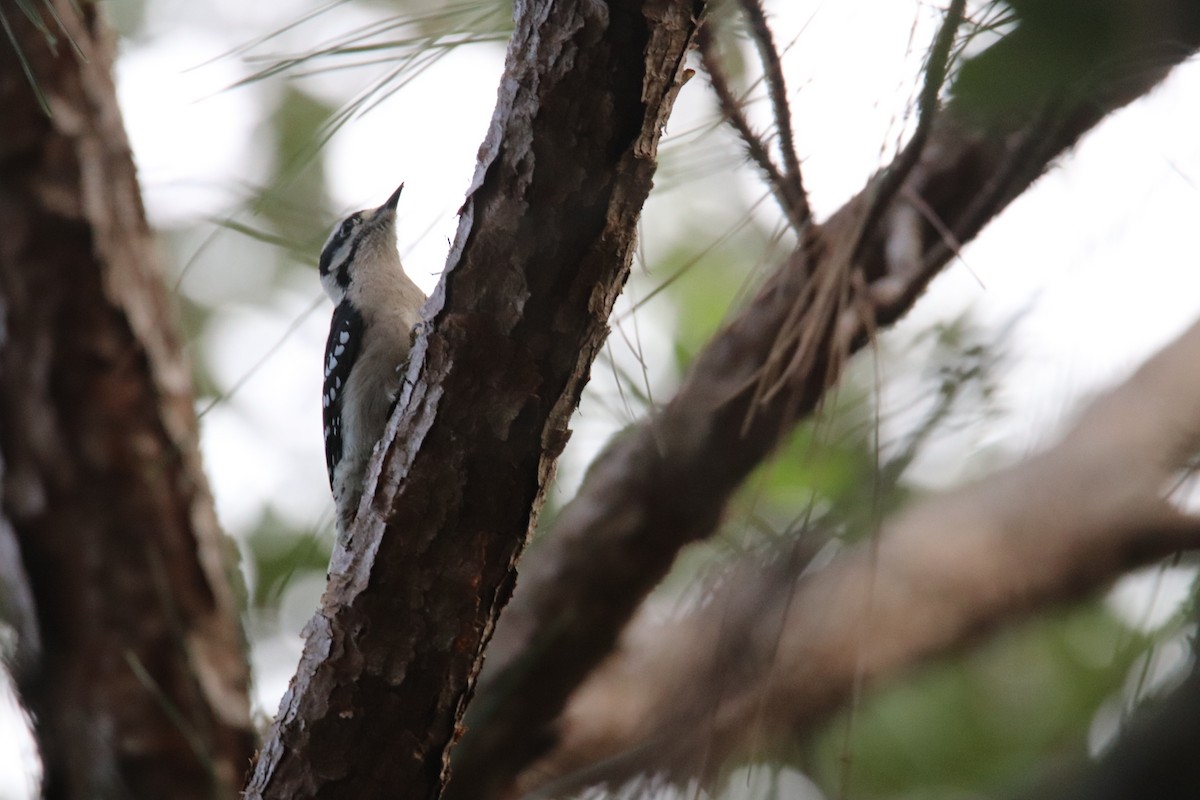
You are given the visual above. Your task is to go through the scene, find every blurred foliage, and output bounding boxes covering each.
[233,0,512,164]
[259,85,338,247]
[245,511,331,609]
[805,605,1158,800]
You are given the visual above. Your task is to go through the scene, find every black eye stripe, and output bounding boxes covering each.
[319,213,365,276]
[332,216,362,248]
[335,237,361,288]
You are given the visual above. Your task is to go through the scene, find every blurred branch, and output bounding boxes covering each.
[851,0,965,263]
[517,315,1200,791]
[468,2,1200,797]
[0,1,255,797]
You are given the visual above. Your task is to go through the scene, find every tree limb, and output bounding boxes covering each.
[518,314,1200,791]
[465,2,1200,796]
[851,0,965,264]
[244,1,703,798]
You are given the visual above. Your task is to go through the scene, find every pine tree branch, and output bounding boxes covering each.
[466,3,1200,796]
[737,0,806,217]
[518,315,1200,790]
[696,17,809,230]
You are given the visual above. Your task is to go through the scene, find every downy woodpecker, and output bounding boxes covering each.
[319,184,426,538]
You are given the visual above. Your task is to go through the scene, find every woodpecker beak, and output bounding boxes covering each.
[381,183,404,214]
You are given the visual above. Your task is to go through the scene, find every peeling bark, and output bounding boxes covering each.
[0,2,255,798]
[244,1,702,798]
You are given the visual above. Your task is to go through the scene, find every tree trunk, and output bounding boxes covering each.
[244,1,701,798]
[0,2,255,798]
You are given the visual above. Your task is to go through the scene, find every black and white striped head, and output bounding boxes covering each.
[318,183,404,304]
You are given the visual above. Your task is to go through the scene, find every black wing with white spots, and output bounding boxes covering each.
[322,300,364,487]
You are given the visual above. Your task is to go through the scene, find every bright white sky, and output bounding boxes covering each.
[3,0,1200,795]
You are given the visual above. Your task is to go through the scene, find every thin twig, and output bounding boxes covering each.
[696,20,807,232]
[851,0,967,264]
[737,0,808,223]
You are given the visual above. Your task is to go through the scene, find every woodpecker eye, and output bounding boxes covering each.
[340,218,357,237]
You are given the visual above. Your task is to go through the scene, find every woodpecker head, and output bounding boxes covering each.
[319,183,404,304]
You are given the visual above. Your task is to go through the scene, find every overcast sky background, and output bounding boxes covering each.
[2,1,1199,795]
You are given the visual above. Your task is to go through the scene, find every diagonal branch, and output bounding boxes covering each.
[524,314,1200,791]
[851,0,966,263]
[460,2,1200,797]
[244,2,704,799]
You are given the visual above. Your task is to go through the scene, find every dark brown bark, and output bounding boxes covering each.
[0,2,255,799]
[243,1,701,798]
[461,1,1200,795]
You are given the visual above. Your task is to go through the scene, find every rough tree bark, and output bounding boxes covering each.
[0,2,255,798]
[454,0,1200,795]
[243,1,702,798]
